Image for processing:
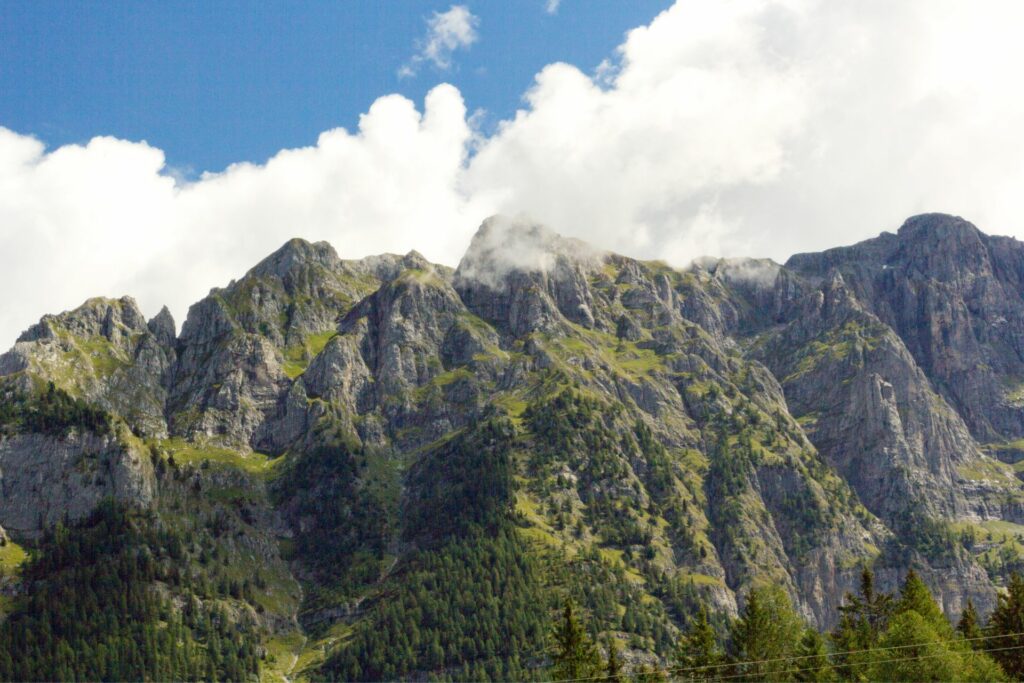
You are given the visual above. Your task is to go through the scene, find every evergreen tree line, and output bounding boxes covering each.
[324,416,552,681]
[0,382,111,437]
[552,566,1024,682]
[324,528,550,682]
[273,441,389,591]
[0,501,260,682]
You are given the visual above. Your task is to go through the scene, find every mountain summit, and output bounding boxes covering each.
[3,213,1024,679]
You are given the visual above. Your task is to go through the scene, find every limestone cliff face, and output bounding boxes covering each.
[166,238,383,450]
[261,250,502,453]
[454,216,607,336]
[751,273,983,520]
[788,214,1024,444]
[0,297,175,437]
[8,212,1024,640]
[0,429,154,538]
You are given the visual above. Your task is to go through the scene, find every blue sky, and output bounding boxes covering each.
[1,1,669,174]
[2,0,1024,348]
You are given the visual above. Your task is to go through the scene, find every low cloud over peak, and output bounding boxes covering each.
[455,215,605,290]
[4,0,1024,348]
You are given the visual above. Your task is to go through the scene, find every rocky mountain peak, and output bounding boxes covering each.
[147,306,177,347]
[788,213,992,283]
[892,213,992,281]
[1,295,174,437]
[250,237,341,280]
[897,212,984,242]
[347,250,448,285]
[17,296,148,345]
[454,216,607,335]
[401,249,431,270]
[455,215,604,289]
[784,213,1024,442]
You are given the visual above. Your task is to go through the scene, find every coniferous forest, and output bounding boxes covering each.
[7,498,1024,681]
[0,502,259,681]
[10,0,1024,678]
[9,215,1024,681]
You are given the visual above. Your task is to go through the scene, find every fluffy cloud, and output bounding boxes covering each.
[4,0,1024,347]
[0,85,489,347]
[544,0,561,15]
[399,5,479,78]
[467,0,810,262]
[468,0,1024,262]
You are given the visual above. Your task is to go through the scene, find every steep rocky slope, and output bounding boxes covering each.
[0,297,175,437]
[787,214,1024,445]
[3,213,1024,679]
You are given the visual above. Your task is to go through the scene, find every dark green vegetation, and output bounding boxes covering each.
[325,529,548,681]
[5,497,1024,683]
[549,566,1019,682]
[9,216,1024,680]
[0,502,259,682]
[0,382,111,438]
[273,442,388,589]
[322,418,550,681]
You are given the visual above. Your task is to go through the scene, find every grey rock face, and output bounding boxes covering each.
[342,268,465,395]
[875,554,997,619]
[167,238,383,450]
[0,296,175,437]
[788,213,1024,443]
[751,274,984,521]
[147,306,177,348]
[8,212,1024,634]
[454,216,606,336]
[169,332,289,447]
[0,430,154,538]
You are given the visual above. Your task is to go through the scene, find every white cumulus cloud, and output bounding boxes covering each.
[469,0,1024,263]
[399,5,480,78]
[4,0,1024,348]
[0,85,490,347]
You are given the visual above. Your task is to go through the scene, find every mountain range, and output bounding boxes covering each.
[3,212,1024,680]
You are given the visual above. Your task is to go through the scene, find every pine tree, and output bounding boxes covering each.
[895,569,950,635]
[673,605,723,681]
[870,570,1007,682]
[605,636,624,683]
[989,572,1024,679]
[551,601,602,681]
[831,565,892,679]
[848,565,893,633]
[794,628,833,682]
[729,585,805,681]
[872,610,960,682]
[957,599,982,645]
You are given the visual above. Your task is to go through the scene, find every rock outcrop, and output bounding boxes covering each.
[0,430,154,538]
[166,238,383,449]
[5,212,1024,650]
[0,297,175,437]
[788,214,1024,444]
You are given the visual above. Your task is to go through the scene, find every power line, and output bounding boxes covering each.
[547,630,1024,683]
[703,643,1024,683]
